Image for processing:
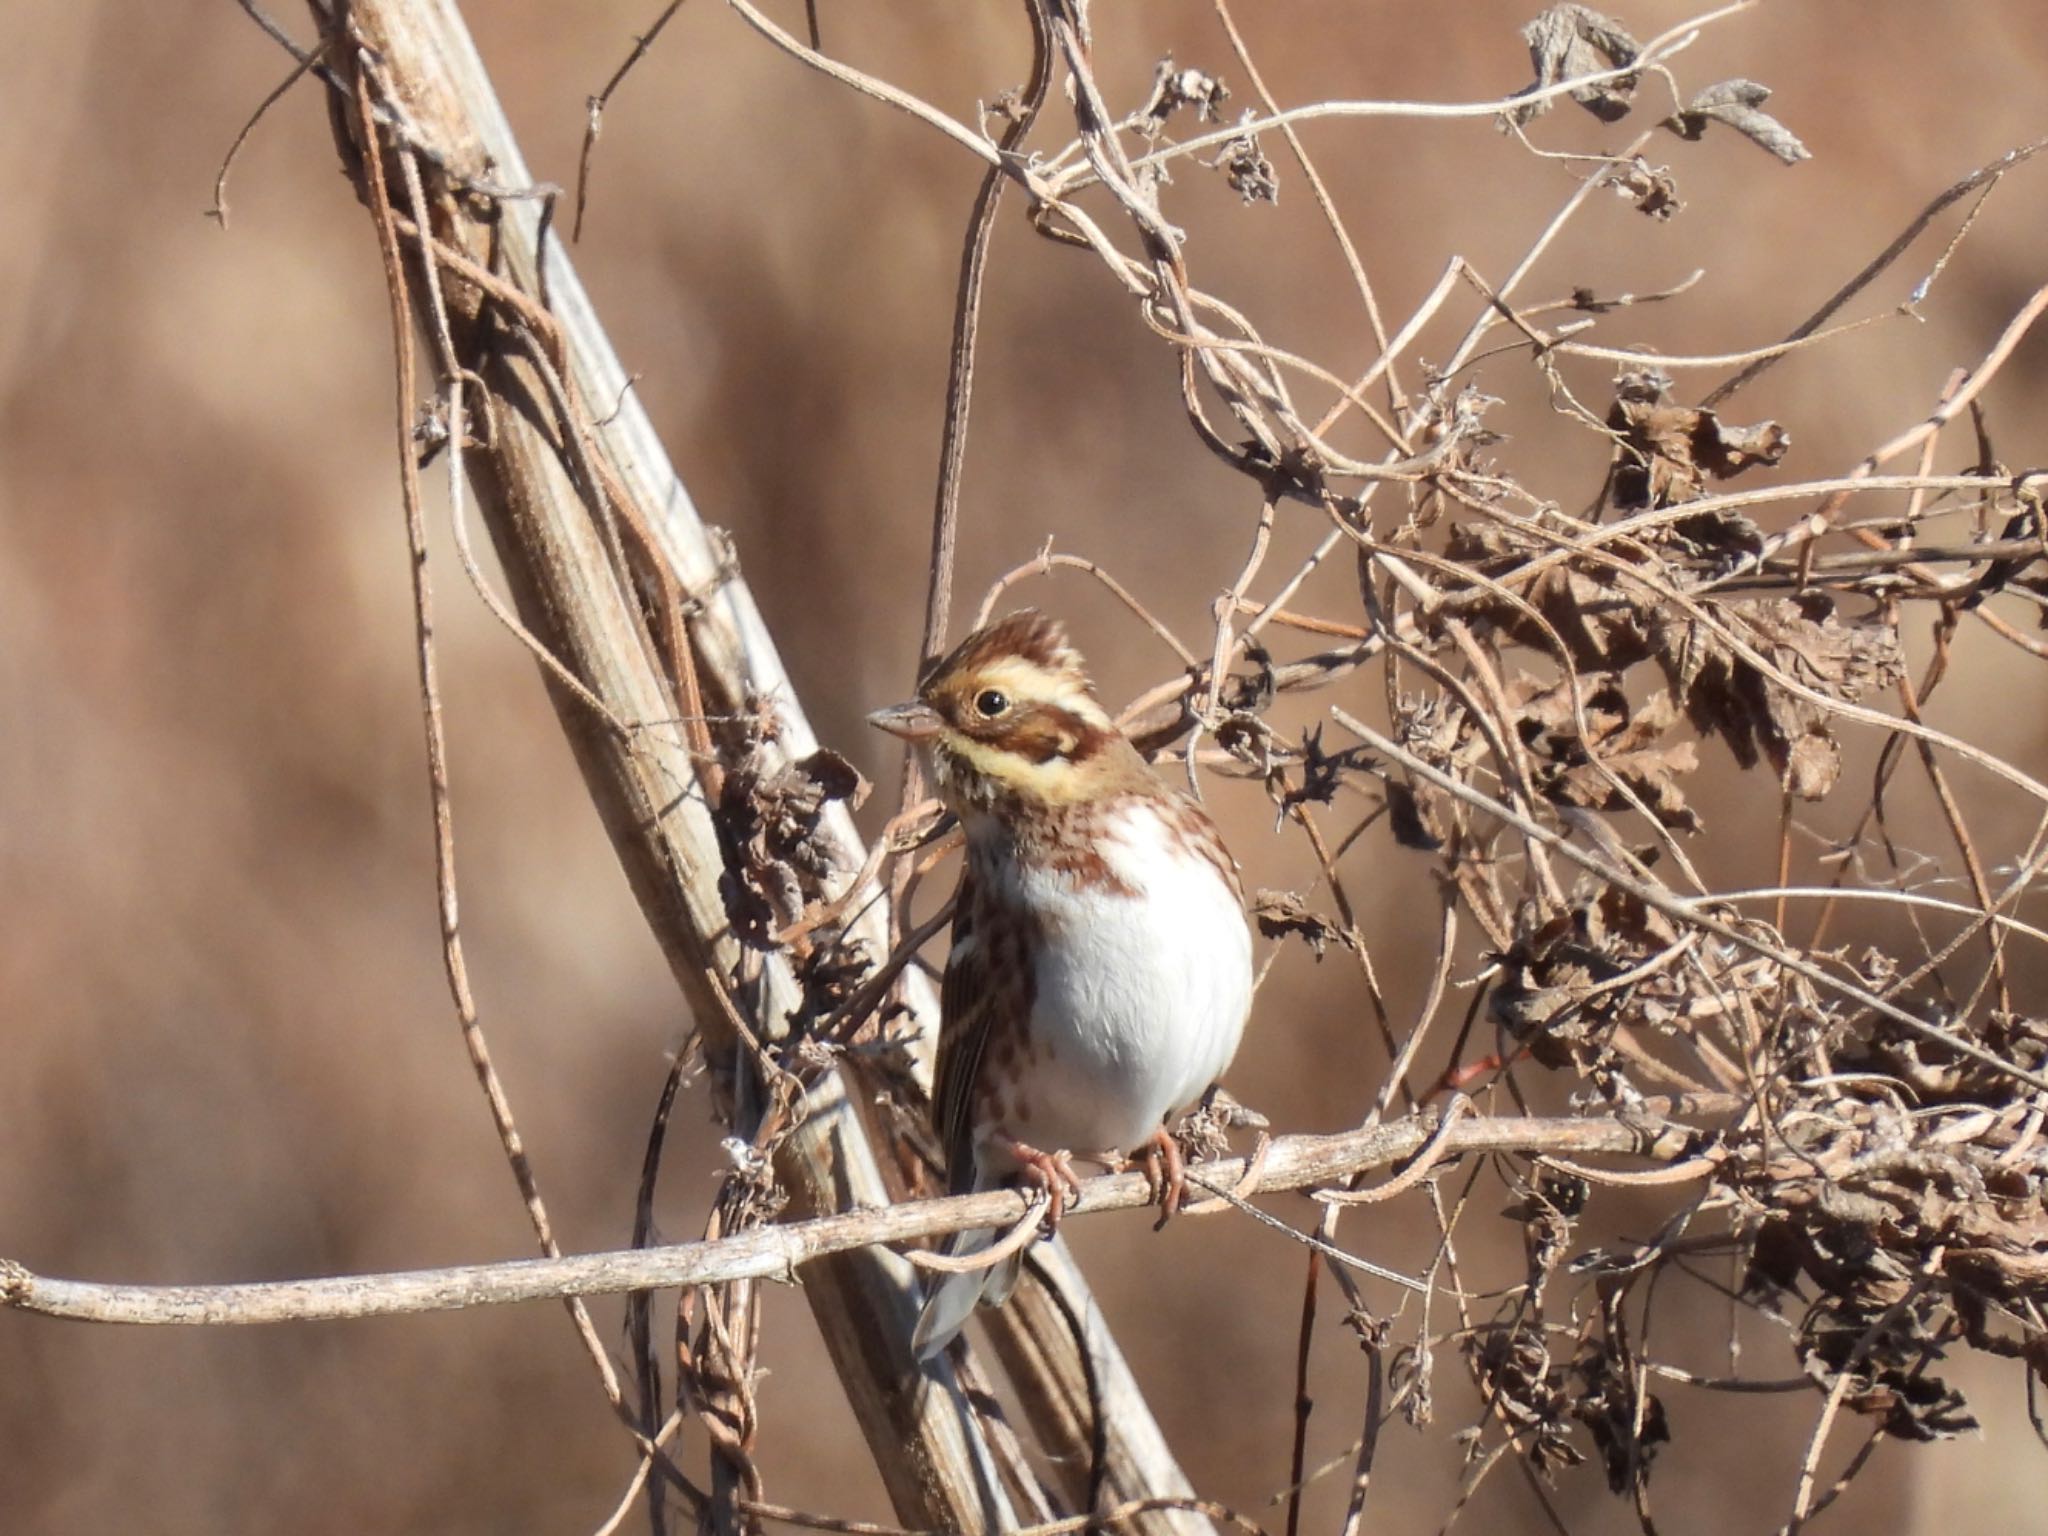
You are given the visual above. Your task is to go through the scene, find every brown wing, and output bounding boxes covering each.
[931,861,1019,1198]
[1170,788,1245,907]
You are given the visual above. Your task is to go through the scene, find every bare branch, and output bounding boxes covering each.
[2,1105,1728,1326]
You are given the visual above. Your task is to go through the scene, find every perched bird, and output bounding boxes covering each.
[868,610,1254,1358]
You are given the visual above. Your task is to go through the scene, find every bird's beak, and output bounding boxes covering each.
[867,700,944,742]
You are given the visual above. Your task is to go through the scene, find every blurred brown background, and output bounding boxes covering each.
[5,2,2047,1531]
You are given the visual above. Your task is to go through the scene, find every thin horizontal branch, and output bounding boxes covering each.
[1,1105,1727,1328]
[1065,1,1748,187]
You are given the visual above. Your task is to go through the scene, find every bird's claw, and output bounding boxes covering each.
[1138,1127,1187,1229]
[1006,1141,1084,1234]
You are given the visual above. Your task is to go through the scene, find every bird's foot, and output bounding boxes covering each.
[1137,1126,1187,1229]
[998,1138,1084,1233]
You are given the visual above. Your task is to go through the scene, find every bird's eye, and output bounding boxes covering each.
[974,688,1009,718]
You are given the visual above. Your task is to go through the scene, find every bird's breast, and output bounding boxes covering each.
[989,799,1253,1156]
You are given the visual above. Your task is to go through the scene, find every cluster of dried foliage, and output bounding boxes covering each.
[1002,11,2048,1531]
[13,1,2046,1532]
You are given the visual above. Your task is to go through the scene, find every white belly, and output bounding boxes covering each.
[986,801,1252,1160]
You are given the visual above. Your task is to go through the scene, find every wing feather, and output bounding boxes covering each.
[931,860,1019,1198]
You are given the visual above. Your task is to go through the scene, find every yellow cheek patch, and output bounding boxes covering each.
[944,734,1099,804]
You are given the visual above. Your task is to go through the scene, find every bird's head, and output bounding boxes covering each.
[868,610,1132,815]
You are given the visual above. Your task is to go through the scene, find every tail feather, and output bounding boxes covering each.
[912,1231,1023,1360]
[980,1249,1024,1309]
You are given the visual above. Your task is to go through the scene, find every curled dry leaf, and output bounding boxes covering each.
[717,741,870,943]
[1510,3,1641,126]
[1250,888,1351,958]
[1525,562,1655,674]
[1135,55,1231,139]
[1491,906,1636,1069]
[1510,673,1702,830]
[1384,779,1446,852]
[1211,111,1278,205]
[1666,504,1766,564]
[1607,368,1790,510]
[1462,1322,1586,1477]
[1603,154,1683,220]
[757,748,870,878]
[1655,592,1904,800]
[1848,1009,2048,1105]
[1664,78,1812,165]
[1571,1331,1669,1495]
[1797,1303,1979,1441]
[790,928,872,1040]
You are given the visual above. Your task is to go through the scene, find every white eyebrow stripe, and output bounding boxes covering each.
[971,658,1110,726]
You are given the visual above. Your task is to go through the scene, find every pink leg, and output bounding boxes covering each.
[1137,1126,1187,1227]
[995,1136,1084,1231]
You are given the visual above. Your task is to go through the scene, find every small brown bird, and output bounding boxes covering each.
[869,610,1254,1357]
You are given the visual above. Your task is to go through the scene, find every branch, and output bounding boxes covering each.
[2,1106,1729,1327]
[290,1,1212,1524]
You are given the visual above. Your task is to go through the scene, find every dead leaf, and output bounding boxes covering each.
[1385,780,1445,852]
[1528,564,1655,673]
[1653,592,1902,800]
[1136,56,1231,139]
[1511,5,1641,125]
[1603,155,1682,219]
[1251,889,1349,958]
[1607,369,1789,510]
[1668,506,1766,563]
[1555,739,1700,829]
[1781,727,1839,800]
[717,744,871,943]
[1212,111,1278,204]
[1664,78,1811,165]
[1509,675,1701,829]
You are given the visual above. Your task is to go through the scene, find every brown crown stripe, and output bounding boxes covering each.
[927,608,1084,690]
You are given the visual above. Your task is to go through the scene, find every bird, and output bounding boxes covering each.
[868,609,1254,1358]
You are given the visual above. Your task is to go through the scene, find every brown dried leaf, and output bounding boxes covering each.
[1664,78,1812,165]
[1462,1325,1584,1477]
[759,750,871,871]
[1572,1335,1669,1494]
[1668,506,1766,562]
[1607,369,1790,509]
[1136,56,1231,138]
[1511,4,1641,125]
[1595,883,1679,951]
[791,747,870,811]
[1603,154,1682,219]
[1781,727,1839,800]
[1654,593,1902,800]
[1250,888,1350,958]
[718,745,871,943]
[1529,565,1655,673]
[1510,675,1701,829]
[1490,906,1641,1068]
[1443,516,1534,573]
[1384,780,1445,852]
[1212,112,1279,205]
[1555,739,1700,829]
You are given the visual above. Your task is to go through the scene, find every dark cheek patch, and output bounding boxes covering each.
[941,700,1113,767]
[1009,722,1067,764]
[1010,708,1108,764]
[1063,721,1113,762]
[1043,708,1112,762]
